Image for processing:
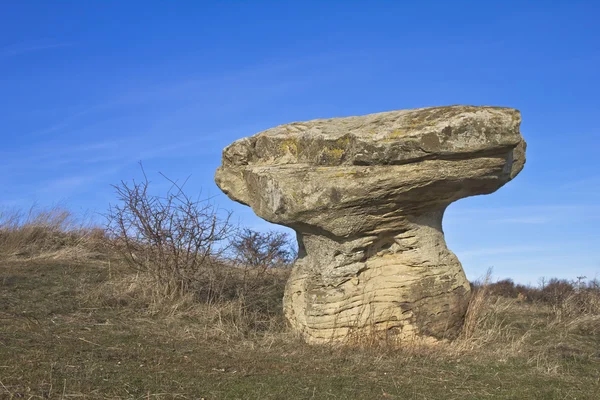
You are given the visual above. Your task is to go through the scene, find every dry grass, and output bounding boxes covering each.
[81,260,291,342]
[2,256,598,399]
[0,206,105,260]
[1,216,598,398]
[452,270,523,354]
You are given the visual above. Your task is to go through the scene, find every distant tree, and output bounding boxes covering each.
[488,279,519,298]
[541,278,574,305]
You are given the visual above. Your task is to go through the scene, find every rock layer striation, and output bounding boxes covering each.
[215,106,526,344]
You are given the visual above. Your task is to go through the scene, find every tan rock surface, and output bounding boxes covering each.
[215,105,526,344]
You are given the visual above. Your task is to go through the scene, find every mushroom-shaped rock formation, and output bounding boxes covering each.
[215,106,526,344]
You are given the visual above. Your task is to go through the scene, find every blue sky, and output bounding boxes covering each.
[1,1,599,284]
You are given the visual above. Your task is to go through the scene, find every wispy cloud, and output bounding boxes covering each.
[0,42,72,60]
[37,164,124,197]
[457,245,550,258]
[448,204,587,215]
[558,176,600,197]
[446,204,600,225]
[21,50,361,139]
[39,175,97,194]
[487,216,551,224]
[29,107,98,137]
[0,121,246,208]
[135,136,219,161]
[0,137,128,170]
[559,176,600,190]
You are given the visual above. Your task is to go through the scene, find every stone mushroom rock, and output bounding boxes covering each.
[215,105,526,344]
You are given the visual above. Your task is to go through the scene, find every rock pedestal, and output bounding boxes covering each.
[215,106,526,344]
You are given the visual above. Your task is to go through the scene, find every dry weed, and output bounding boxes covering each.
[0,205,105,259]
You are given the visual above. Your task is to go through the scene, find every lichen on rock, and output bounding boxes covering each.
[215,105,526,344]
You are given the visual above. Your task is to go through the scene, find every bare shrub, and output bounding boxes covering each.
[228,228,295,297]
[211,267,291,336]
[487,278,518,298]
[232,228,296,269]
[101,167,301,337]
[214,228,296,333]
[541,279,574,305]
[105,166,234,297]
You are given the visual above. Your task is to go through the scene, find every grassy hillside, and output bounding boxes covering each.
[0,208,599,399]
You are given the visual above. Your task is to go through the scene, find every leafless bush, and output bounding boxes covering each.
[228,228,295,293]
[205,228,296,332]
[102,167,300,335]
[215,267,291,335]
[485,278,527,299]
[539,279,574,304]
[232,228,296,269]
[105,166,234,296]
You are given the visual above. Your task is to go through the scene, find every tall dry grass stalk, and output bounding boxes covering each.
[461,269,493,341]
[0,205,105,259]
[548,289,600,334]
[446,269,526,357]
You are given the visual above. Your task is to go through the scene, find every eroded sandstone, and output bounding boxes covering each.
[215,105,526,344]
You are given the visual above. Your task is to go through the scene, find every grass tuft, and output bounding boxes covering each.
[0,205,106,260]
